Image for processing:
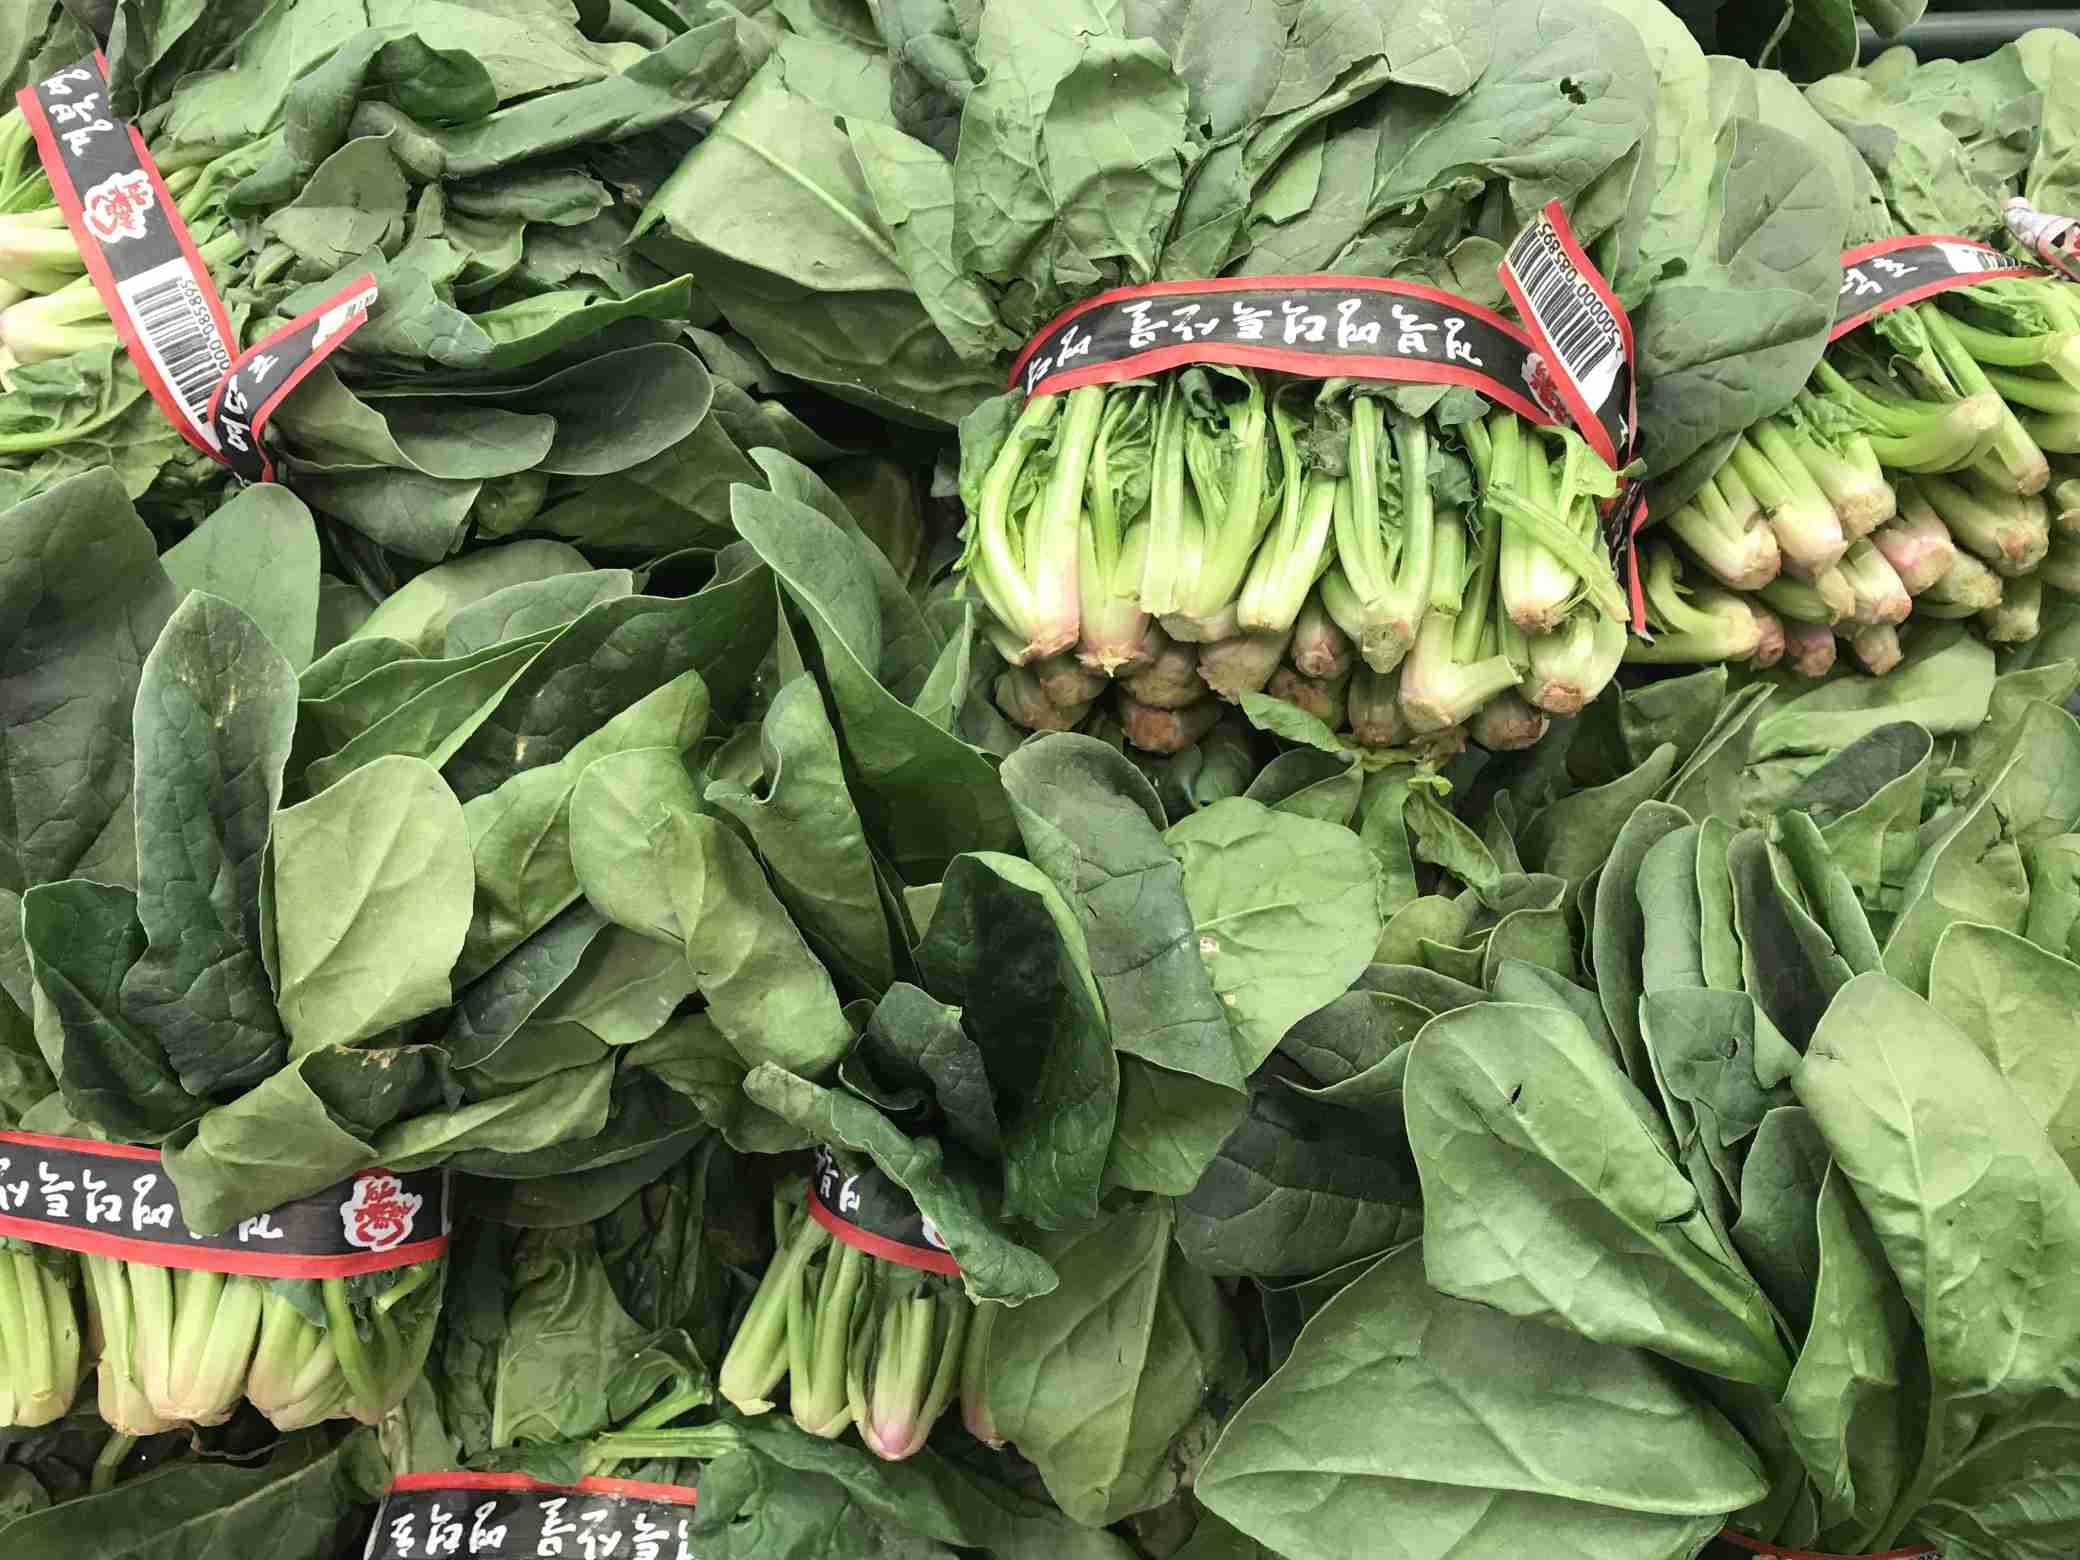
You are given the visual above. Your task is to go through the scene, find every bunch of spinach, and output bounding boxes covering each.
[643,0,1848,497]
[635,0,1860,769]
[1619,32,2080,679]
[5,468,749,1230]
[1198,628,2080,1560]
[0,0,873,564]
[0,392,1403,1545]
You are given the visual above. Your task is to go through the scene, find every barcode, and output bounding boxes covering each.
[1508,227,1621,394]
[129,273,226,412]
[1936,242,2024,277]
[112,258,232,440]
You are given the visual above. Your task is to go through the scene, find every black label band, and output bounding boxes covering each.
[1702,1529,1940,1560]
[1832,235,2050,341]
[17,54,378,486]
[0,1132,449,1278]
[210,274,378,483]
[16,54,238,459]
[1006,239,1645,629]
[805,1146,959,1276]
[1603,476,1649,629]
[2002,197,2080,284]
[365,1475,696,1560]
[1009,275,1555,429]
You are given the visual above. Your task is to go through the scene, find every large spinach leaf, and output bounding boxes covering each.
[638,39,997,425]
[1164,798,1381,1075]
[270,754,474,1054]
[1928,922,2080,1177]
[984,1200,1247,1527]
[120,593,299,1098]
[707,675,896,996]
[1176,1080,1419,1279]
[730,483,1016,881]
[1407,1001,1793,1391]
[914,851,1118,1229]
[1002,735,1241,1091]
[0,1430,376,1558]
[1197,1245,1766,1560]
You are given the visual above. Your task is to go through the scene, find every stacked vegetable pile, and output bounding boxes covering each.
[647,0,1853,756]
[1631,30,2080,682]
[0,429,1180,1549]
[1,4,2080,1560]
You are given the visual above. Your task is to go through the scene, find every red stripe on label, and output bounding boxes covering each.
[387,1473,697,1505]
[0,1215,447,1278]
[1841,233,2003,266]
[207,272,377,483]
[1621,491,1648,630]
[803,1188,963,1277]
[0,1130,161,1162]
[242,279,374,445]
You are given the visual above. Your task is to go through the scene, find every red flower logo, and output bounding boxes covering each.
[83,170,155,244]
[1522,351,1569,423]
[341,1173,422,1253]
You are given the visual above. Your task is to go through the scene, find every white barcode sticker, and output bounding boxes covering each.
[21,53,379,483]
[114,256,232,447]
[1507,228,1622,411]
[1935,241,2028,277]
[1498,200,1636,469]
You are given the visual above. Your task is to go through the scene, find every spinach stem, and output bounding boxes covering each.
[91,1433,136,1495]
